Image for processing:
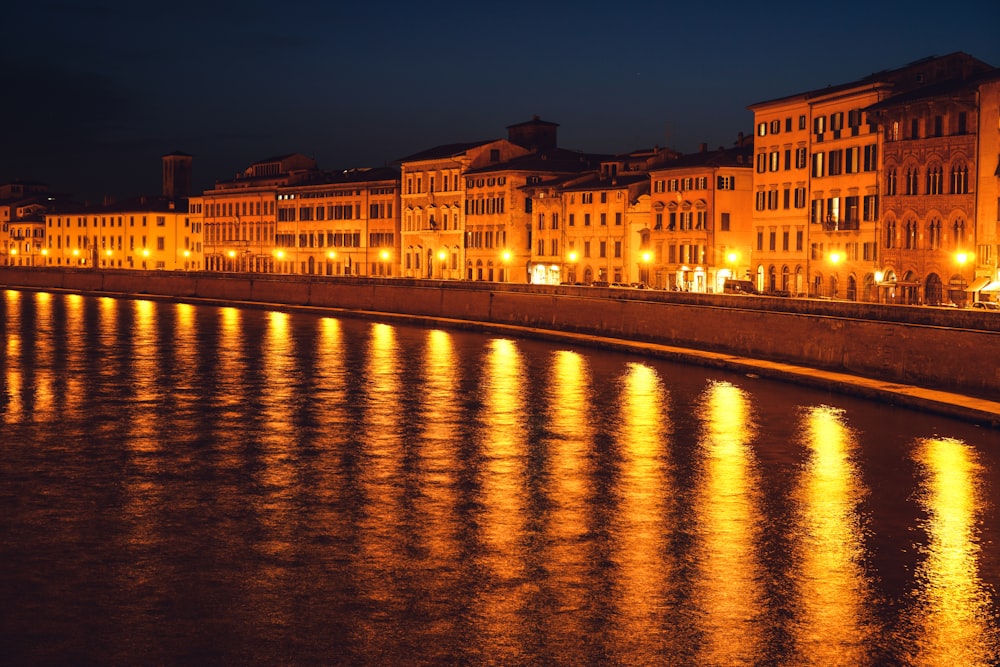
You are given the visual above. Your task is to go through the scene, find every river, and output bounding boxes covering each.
[1,289,998,665]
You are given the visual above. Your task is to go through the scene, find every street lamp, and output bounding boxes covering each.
[379,248,391,277]
[566,250,578,284]
[500,249,511,282]
[437,249,447,279]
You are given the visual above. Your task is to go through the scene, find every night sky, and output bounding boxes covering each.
[3,1,999,200]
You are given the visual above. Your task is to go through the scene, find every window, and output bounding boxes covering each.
[905,167,919,195]
[769,151,780,172]
[758,122,767,137]
[770,119,780,134]
[720,212,730,231]
[814,116,826,135]
[600,192,607,203]
[910,119,919,139]
[796,230,803,251]
[951,163,969,194]
[845,147,860,174]
[717,175,735,190]
[812,152,825,178]
[796,147,807,169]
[600,213,607,226]
[782,231,789,251]
[584,213,591,226]
[794,187,807,208]
[769,231,776,251]
[614,241,622,258]
[757,230,764,251]
[828,150,843,176]
[755,191,766,211]
[767,190,779,210]
[756,153,766,173]
[799,115,806,130]
[927,166,943,195]
[863,194,879,222]
[863,144,877,171]
[886,168,897,196]
[615,213,621,226]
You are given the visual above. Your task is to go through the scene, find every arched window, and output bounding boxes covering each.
[885,219,897,248]
[905,167,919,195]
[952,218,966,247]
[927,218,941,250]
[951,162,969,194]
[904,220,917,249]
[926,165,943,195]
[886,168,897,196]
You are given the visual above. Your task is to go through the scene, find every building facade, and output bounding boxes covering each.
[647,144,754,292]
[44,197,200,271]
[866,64,1000,305]
[749,52,996,302]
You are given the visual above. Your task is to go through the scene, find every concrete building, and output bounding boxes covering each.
[1,182,51,266]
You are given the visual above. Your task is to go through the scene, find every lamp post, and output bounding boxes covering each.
[500,249,511,282]
[438,249,447,279]
[566,250,578,284]
[379,249,391,277]
[641,250,652,286]
[955,250,970,306]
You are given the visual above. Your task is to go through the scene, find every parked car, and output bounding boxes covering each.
[590,281,610,288]
[723,279,759,295]
[972,301,1000,311]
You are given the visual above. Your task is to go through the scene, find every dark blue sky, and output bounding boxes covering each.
[3,1,999,200]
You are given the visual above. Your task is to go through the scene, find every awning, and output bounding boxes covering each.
[980,280,1000,293]
[965,276,991,292]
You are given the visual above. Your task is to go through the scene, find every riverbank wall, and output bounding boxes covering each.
[3,267,997,400]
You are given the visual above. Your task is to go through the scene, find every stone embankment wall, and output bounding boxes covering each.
[3,267,998,398]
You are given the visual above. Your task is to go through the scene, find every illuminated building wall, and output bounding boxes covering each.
[43,201,200,271]
[868,68,1000,306]
[647,144,754,292]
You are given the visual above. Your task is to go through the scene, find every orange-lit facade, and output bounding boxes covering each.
[749,52,997,301]
[275,168,400,277]
[647,144,754,292]
[43,198,201,270]
[1,182,51,267]
[867,67,1000,305]
[195,154,317,273]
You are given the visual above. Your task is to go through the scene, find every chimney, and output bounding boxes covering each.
[699,142,707,153]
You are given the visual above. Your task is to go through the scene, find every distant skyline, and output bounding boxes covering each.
[3,1,999,200]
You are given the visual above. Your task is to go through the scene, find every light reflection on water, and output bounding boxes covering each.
[1,289,998,666]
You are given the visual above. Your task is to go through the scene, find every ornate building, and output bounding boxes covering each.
[866,61,1000,305]
[748,52,995,301]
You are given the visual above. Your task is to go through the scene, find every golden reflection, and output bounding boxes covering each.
[414,329,462,562]
[3,291,23,423]
[354,322,407,654]
[259,310,296,475]
[475,338,530,655]
[215,307,244,411]
[30,292,55,419]
[906,437,998,666]
[791,405,873,664]
[128,299,160,453]
[692,380,765,664]
[535,350,594,663]
[610,362,674,658]
[62,294,85,412]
